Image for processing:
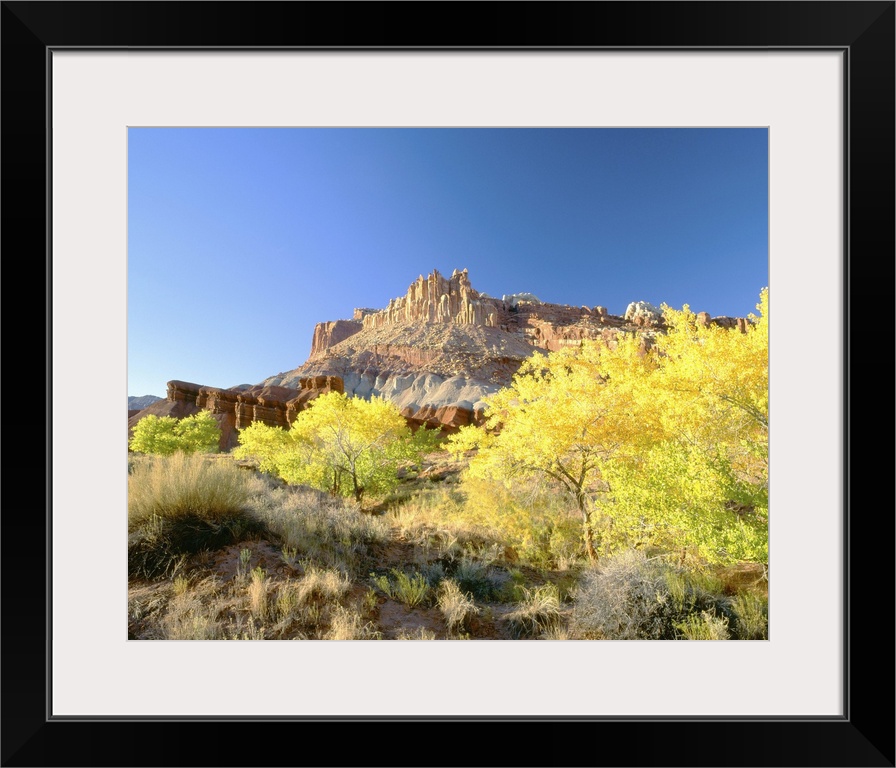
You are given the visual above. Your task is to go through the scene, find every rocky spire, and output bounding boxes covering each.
[361,269,498,330]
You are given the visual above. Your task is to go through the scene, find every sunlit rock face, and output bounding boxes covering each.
[359,268,500,331]
[624,300,663,327]
[310,320,363,357]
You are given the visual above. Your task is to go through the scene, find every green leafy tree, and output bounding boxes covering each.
[235,392,439,503]
[129,411,221,455]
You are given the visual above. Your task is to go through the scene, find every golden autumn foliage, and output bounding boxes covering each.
[129,411,221,456]
[235,391,439,503]
[449,289,769,565]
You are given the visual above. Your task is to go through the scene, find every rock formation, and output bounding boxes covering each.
[128,377,344,452]
[360,268,500,331]
[624,300,663,327]
[310,320,363,357]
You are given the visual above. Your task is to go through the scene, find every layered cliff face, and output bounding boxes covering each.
[305,268,647,361]
[309,320,363,357]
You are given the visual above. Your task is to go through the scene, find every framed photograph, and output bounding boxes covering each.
[5,1,892,765]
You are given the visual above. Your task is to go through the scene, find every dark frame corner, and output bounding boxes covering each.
[2,2,892,766]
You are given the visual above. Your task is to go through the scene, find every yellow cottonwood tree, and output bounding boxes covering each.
[609,288,769,563]
[129,411,221,455]
[449,334,654,561]
[450,289,769,565]
[235,392,438,503]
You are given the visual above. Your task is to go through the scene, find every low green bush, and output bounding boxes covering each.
[370,569,430,607]
[129,411,221,455]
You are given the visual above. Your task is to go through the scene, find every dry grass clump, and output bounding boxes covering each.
[730,592,768,640]
[437,579,479,637]
[267,567,354,638]
[128,454,266,579]
[250,483,389,575]
[296,566,352,604]
[540,624,571,640]
[162,593,224,640]
[675,610,731,640]
[569,549,738,640]
[505,584,563,638]
[248,567,269,618]
[394,627,438,640]
[129,452,253,525]
[324,605,381,640]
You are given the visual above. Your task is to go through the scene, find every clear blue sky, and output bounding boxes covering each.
[128,128,768,398]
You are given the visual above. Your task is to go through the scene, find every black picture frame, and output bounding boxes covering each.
[3,2,892,766]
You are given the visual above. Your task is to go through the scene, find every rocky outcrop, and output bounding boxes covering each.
[310,319,363,357]
[624,300,663,327]
[360,268,500,331]
[401,402,483,431]
[128,377,345,452]
[263,269,759,435]
[502,292,541,307]
[695,312,752,332]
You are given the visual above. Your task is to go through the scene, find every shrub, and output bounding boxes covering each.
[456,476,584,569]
[249,482,389,576]
[505,584,562,638]
[129,412,221,455]
[325,606,381,640]
[675,610,730,640]
[234,392,439,504]
[128,453,265,579]
[731,592,768,639]
[437,579,479,636]
[371,569,430,607]
[569,549,735,640]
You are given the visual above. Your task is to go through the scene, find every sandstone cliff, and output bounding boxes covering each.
[309,319,363,357]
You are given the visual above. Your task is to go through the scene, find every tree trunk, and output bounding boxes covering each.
[577,493,598,563]
[352,469,363,504]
